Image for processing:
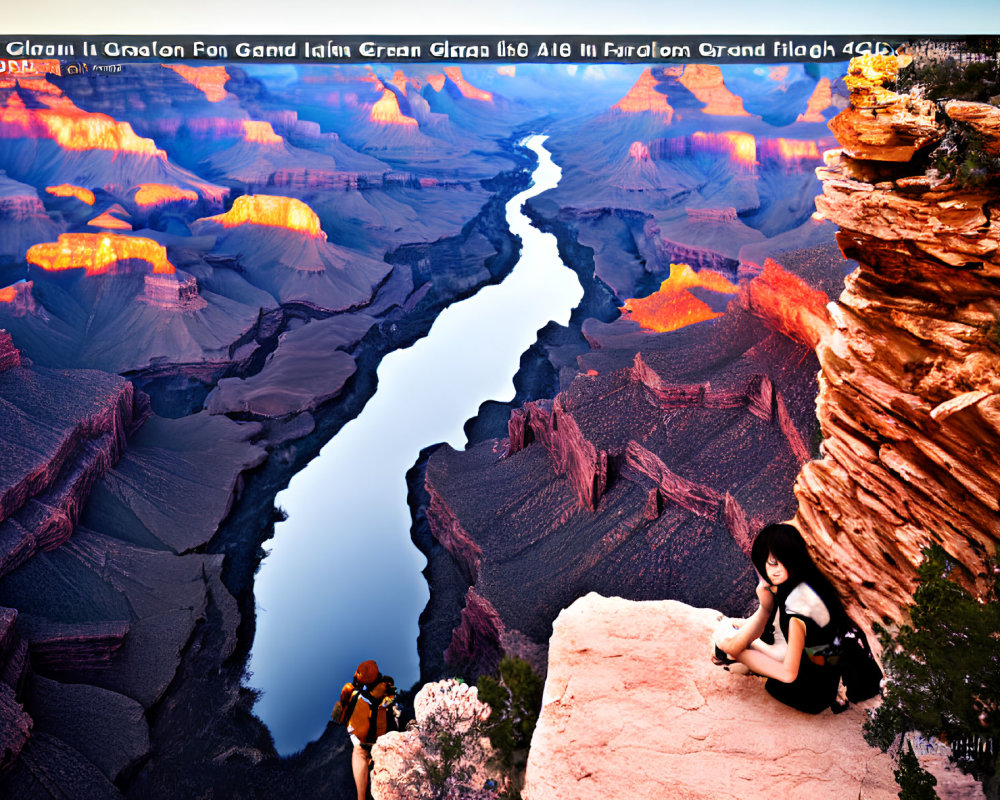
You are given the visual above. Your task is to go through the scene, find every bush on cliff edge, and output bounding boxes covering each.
[864,545,1000,800]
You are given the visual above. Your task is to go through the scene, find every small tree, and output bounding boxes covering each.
[864,545,1000,800]
[477,656,544,798]
[894,743,939,800]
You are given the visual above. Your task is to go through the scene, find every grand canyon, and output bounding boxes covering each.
[0,41,997,799]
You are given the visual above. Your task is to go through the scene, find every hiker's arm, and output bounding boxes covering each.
[716,581,775,656]
[736,616,806,683]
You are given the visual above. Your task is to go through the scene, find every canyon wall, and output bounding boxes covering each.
[794,55,1000,630]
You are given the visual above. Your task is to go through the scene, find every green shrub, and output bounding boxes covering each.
[864,545,1000,800]
[477,656,544,798]
[895,743,939,799]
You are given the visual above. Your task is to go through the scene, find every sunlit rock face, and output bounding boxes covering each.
[45,184,94,205]
[0,91,165,158]
[27,233,175,276]
[620,262,739,333]
[131,183,198,207]
[442,67,492,102]
[796,77,834,122]
[827,55,941,165]
[370,86,419,126]
[203,194,325,239]
[795,54,1000,632]
[0,80,229,200]
[678,64,750,117]
[163,64,230,102]
[612,68,675,119]
[0,282,36,317]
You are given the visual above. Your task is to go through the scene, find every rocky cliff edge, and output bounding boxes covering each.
[522,594,896,800]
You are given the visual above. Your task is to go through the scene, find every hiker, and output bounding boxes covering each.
[331,660,398,800]
[712,523,849,714]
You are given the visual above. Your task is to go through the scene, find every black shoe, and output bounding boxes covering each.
[712,645,736,666]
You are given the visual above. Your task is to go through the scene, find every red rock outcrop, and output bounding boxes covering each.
[0,330,19,372]
[0,368,145,577]
[612,68,675,120]
[27,233,175,275]
[0,90,166,158]
[620,262,739,333]
[796,77,834,123]
[795,55,1000,631]
[442,67,492,102]
[679,64,750,116]
[45,184,95,205]
[944,100,1000,155]
[141,273,206,310]
[444,588,504,675]
[163,64,230,102]
[131,183,198,208]
[738,257,833,349]
[522,594,897,800]
[0,282,36,317]
[827,56,941,164]
[370,88,419,127]
[202,194,325,239]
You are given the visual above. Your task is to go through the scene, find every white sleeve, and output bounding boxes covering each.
[784,583,831,628]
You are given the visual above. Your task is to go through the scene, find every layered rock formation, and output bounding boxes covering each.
[420,270,831,678]
[794,55,1000,630]
[522,594,896,800]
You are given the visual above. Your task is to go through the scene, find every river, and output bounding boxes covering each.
[248,134,583,755]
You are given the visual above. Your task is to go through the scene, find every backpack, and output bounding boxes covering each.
[332,672,398,744]
[829,622,884,703]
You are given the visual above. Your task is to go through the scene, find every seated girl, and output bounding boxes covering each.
[713,523,846,714]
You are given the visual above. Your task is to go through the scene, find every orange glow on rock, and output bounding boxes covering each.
[613,69,674,120]
[629,141,651,161]
[620,263,739,333]
[87,209,132,229]
[497,65,516,77]
[760,138,822,162]
[370,89,418,126]
[390,70,421,96]
[743,258,832,348]
[0,92,165,157]
[164,64,230,102]
[796,78,833,122]
[133,183,199,207]
[442,67,492,101]
[27,233,175,275]
[692,131,757,169]
[207,195,325,239]
[242,119,284,144]
[427,74,446,92]
[46,184,95,205]
[0,285,16,302]
[679,65,750,116]
[843,54,903,107]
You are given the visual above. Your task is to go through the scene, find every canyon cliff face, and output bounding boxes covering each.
[793,55,1000,631]
[523,594,896,800]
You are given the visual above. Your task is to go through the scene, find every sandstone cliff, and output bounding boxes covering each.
[794,55,1000,630]
[523,594,897,800]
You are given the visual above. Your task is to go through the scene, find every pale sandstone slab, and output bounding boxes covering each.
[523,594,896,800]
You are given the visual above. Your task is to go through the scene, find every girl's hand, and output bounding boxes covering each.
[756,579,775,611]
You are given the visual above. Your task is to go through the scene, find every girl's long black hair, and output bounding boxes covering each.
[750,523,847,626]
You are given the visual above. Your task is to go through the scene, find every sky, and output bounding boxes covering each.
[5,0,1000,35]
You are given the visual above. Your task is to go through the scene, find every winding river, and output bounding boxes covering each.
[248,135,583,755]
